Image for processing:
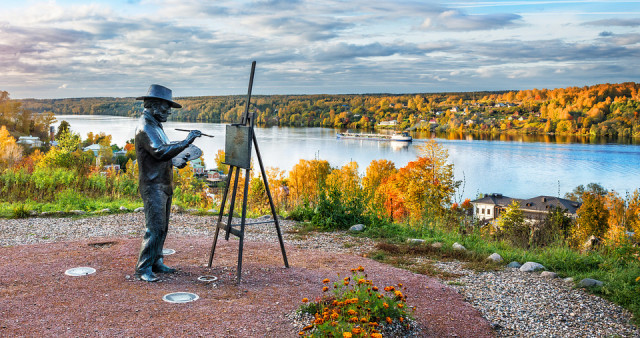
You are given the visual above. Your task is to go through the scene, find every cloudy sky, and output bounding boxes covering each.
[1,0,639,99]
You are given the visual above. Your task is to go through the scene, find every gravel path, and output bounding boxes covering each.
[1,213,639,337]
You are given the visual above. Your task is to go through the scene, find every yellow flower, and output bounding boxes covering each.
[398,283,403,288]
[302,298,309,303]
[357,266,365,271]
[352,326,363,334]
[314,318,324,325]
[344,276,350,282]
[383,302,389,309]
[358,278,366,284]
[371,333,383,338]
[331,312,340,320]
[360,317,368,323]
[344,281,349,286]
[350,316,359,323]
[394,290,403,298]
[397,303,404,308]
[386,317,392,324]
[343,333,352,338]
[323,286,329,292]
[636,276,640,282]
[347,309,357,316]
[323,278,330,283]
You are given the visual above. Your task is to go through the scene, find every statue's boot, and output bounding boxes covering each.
[136,268,159,282]
[153,258,176,273]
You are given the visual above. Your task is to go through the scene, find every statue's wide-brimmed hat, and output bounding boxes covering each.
[136,84,182,108]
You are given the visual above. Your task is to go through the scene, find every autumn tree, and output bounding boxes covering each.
[0,125,23,170]
[496,201,528,248]
[572,192,609,248]
[288,159,331,206]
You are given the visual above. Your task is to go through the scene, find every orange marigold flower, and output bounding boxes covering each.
[395,291,403,298]
[314,318,324,325]
[383,302,389,309]
[386,317,392,324]
[352,326,363,335]
[337,302,345,307]
[357,266,365,271]
[298,331,304,336]
[368,322,379,327]
[360,317,368,323]
[398,283,403,287]
[332,300,339,306]
[372,286,379,291]
[302,324,313,331]
[371,333,383,338]
[399,317,404,322]
[397,303,404,308]
[331,312,340,320]
[347,309,357,316]
[384,286,395,292]
[377,294,383,299]
[302,298,309,303]
[330,321,337,327]
[344,277,350,282]
[350,316,359,323]
[323,286,329,292]
[343,333,352,338]
[344,281,349,286]
[350,297,359,304]
[323,278,330,284]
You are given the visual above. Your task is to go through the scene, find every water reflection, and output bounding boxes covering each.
[414,131,638,145]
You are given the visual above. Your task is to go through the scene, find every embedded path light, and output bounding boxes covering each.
[197,276,218,282]
[162,292,199,303]
[65,267,96,276]
[162,248,175,255]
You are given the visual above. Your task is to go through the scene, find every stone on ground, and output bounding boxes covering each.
[540,271,558,278]
[578,278,603,288]
[349,224,365,232]
[407,238,425,244]
[431,242,443,249]
[506,261,522,268]
[487,253,503,262]
[134,207,144,213]
[519,262,545,272]
[452,242,466,251]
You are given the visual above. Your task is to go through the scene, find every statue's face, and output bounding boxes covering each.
[150,100,171,122]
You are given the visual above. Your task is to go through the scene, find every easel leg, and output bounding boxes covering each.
[225,167,241,241]
[236,168,251,283]
[208,166,235,267]
[252,133,289,268]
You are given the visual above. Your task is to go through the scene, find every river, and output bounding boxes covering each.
[53,115,640,200]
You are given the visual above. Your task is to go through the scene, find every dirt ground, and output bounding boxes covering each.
[0,236,494,337]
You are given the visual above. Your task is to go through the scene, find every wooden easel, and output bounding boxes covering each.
[207,61,289,283]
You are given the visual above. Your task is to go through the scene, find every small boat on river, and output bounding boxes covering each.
[336,131,412,142]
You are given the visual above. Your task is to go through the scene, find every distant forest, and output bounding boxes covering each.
[17,82,640,138]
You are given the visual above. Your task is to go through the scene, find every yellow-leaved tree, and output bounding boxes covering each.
[0,125,22,170]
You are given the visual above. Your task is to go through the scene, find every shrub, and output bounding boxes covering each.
[297,266,413,337]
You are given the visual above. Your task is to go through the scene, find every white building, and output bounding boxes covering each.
[17,136,43,148]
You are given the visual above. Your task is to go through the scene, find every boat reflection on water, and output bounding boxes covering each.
[390,141,410,151]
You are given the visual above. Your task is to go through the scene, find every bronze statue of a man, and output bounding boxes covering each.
[134,84,201,282]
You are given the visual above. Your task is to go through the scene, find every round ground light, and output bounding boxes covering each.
[197,275,218,282]
[162,248,176,255]
[65,267,96,276]
[162,292,199,303]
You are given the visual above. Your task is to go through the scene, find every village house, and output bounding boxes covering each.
[471,193,581,223]
[17,135,43,148]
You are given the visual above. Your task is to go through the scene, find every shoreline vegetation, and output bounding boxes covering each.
[1,83,640,326]
[14,82,640,141]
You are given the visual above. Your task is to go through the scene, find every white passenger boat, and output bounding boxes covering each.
[336,131,412,142]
